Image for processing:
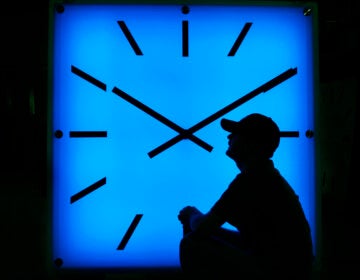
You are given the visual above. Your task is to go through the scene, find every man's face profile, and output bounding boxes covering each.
[225,132,248,161]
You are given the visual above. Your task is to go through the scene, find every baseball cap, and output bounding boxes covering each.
[221,113,280,157]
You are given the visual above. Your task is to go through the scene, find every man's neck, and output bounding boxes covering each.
[236,158,272,173]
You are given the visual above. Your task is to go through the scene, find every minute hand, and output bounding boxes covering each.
[148,67,297,158]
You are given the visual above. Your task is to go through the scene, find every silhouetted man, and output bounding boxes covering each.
[178,113,313,279]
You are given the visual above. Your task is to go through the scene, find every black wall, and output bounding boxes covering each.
[0,1,358,279]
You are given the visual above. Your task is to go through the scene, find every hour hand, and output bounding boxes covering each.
[111,87,213,154]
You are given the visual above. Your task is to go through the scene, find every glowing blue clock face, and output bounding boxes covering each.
[50,2,318,270]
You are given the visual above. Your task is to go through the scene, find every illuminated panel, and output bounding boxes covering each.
[50,3,317,269]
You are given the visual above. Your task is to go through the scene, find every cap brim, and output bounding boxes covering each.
[220,118,238,132]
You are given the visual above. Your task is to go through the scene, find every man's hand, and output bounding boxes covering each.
[178,206,202,225]
[178,206,225,235]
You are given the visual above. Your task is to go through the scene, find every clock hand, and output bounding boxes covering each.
[149,68,298,158]
[111,87,213,152]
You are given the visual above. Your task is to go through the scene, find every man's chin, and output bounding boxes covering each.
[226,150,235,159]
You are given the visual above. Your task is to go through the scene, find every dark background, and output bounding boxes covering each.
[0,0,358,279]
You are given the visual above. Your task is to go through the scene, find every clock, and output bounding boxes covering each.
[48,0,319,271]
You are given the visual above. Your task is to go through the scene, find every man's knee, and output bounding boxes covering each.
[179,232,198,263]
[179,232,213,273]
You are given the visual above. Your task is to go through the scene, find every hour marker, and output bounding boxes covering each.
[70,177,107,204]
[228,22,252,56]
[280,131,300,137]
[182,20,189,57]
[117,214,143,250]
[71,65,107,91]
[54,130,63,139]
[69,131,107,138]
[117,21,143,55]
[181,5,190,14]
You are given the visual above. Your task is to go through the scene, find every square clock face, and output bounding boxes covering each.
[48,0,319,270]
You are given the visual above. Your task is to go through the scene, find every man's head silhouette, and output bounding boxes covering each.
[221,113,280,160]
